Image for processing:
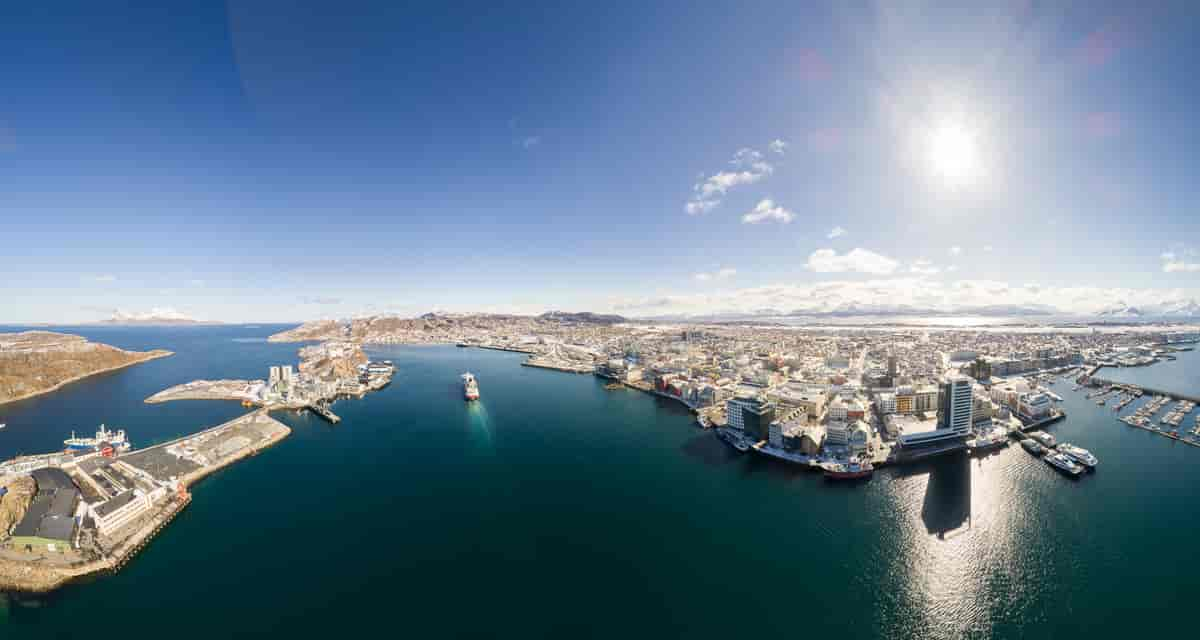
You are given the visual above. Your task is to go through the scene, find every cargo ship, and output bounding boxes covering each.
[462,373,480,401]
[64,424,131,453]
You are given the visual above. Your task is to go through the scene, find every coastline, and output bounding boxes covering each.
[0,410,290,593]
[0,350,174,408]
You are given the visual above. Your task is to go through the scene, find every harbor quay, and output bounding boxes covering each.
[0,410,291,593]
[144,341,395,422]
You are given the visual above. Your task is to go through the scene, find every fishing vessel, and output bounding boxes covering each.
[823,457,874,480]
[64,424,131,453]
[1057,443,1098,468]
[461,372,480,401]
[1044,451,1085,476]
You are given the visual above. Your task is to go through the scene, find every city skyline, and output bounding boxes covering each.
[5,1,1200,323]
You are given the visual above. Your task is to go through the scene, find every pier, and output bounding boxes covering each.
[1090,378,1200,405]
[308,402,341,424]
[0,410,291,593]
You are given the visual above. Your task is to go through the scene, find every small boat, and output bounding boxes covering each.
[0,423,6,430]
[1028,430,1056,448]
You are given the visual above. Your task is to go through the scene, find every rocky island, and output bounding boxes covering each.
[0,332,173,406]
[145,341,389,415]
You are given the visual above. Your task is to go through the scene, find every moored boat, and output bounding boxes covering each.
[64,424,131,453]
[823,457,874,480]
[1028,430,1056,448]
[1044,451,1085,476]
[1057,443,1098,468]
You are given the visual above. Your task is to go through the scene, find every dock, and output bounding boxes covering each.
[1090,378,1200,405]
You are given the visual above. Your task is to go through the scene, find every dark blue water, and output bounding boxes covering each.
[2,326,1199,638]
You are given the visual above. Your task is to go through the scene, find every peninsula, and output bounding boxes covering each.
[145,341,392,416]
[0,332,173,407]
[0,410,289,592]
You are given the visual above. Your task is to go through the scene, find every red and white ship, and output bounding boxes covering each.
[462,373,480,401]
[822,457,874,480]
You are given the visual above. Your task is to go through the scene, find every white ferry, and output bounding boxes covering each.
[1057,443,1098,468]
[1044,451,1085,477]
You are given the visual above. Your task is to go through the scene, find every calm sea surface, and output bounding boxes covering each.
[2,326,1199,638]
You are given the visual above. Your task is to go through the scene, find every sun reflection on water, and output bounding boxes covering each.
[876,452,1037,638]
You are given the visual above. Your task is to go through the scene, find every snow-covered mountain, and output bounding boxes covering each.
[100,308,216,325]
[1094,298,1200,318]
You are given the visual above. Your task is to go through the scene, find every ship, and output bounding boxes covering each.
[1020,439,1044,456]
[1057,443,1098,468]
[1027,430,1056,448]
[823,457,874,480]
[966,427,1009,453]
[1044,451,1085,477]
[462,372,480,401]
[716,427,749,452]
[64,424,131,453]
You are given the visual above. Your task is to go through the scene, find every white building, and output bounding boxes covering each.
[876,392,896,415]
[826,420,849,446]
[827,398,847,422]
[1018,392,1052,421]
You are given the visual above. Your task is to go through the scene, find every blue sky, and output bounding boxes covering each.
[4,0,1200,322]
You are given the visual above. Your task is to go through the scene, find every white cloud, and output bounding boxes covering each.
[694,267,737,282]
[947,265,959,273]
[983,245,994,252]
[948,246,963,257]
[742,198,795,224]
[685,148,774,214]
[85,274,117,283]
[608,278,1200,318]
[1163,251,1200,273]
[522,136,540,149]
[189,279,205,287]
[827,226,846,239]
[806,248,899,274]
[768,139,788,154]
[909,258,940,275]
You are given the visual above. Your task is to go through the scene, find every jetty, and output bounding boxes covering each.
[0,410,290,593]
[1089,377,1200,405]
[308,402,341,424]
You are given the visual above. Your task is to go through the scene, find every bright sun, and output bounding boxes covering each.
[928,121,980,188]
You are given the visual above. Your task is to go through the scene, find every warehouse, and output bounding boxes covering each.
[7,468,79,552]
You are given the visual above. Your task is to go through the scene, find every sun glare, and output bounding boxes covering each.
[928,121,980,188]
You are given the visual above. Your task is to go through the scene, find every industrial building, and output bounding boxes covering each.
[7,468,80,552]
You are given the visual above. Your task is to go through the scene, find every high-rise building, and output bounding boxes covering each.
[938,375,974,437]
[726,396,775,442]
